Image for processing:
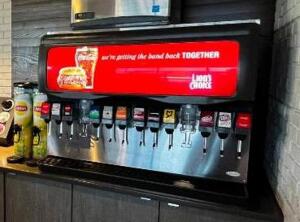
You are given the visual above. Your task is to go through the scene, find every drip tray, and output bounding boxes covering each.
[38,156,249,206]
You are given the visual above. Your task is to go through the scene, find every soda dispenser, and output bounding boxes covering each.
[37,23,259,205]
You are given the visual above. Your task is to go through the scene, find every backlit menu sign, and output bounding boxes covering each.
[46,41,240,97]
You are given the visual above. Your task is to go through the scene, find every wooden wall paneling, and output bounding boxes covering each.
[12,0,71,82]
[12,47,39,82]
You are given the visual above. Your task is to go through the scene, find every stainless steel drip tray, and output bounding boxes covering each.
[38,155,249,205]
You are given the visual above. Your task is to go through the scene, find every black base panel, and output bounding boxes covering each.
[38,155,249,206]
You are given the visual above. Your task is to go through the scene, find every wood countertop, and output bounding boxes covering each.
[0,146,40,174]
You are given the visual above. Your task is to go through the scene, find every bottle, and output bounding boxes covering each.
[32,91,48,161]
[8,82,34,163]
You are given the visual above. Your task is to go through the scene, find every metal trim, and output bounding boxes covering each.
[47,19,261,36]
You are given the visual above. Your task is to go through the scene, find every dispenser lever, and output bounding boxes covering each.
[89,105,101,141]
[199,111,214,155]
[216,112,232,158]
[115,106,130,145]
[147,111,160,149]
[180,105,197,148]
[51,103,63,139]
[235,113,252,160]
[133,107,146,147]
[79,100,93,138]
[102,106,114,143]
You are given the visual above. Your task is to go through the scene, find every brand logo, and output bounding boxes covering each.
[189,74,212,90]
[201,115,213,123]
[76,47,98,62]
[220,115,230,121]
[76,53,98,61]
[15,105,28,112]
[226,171,240,177]
[34,106,41,113]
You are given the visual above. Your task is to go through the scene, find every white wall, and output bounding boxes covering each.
[265,0,300,221]
[0,0,11,97]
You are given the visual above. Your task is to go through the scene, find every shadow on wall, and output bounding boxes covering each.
[264,22,300,208]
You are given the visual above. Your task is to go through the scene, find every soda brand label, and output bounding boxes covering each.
[148,112,160,122]
[133,108,145,121]
[236,113,252,129]
[218,112,232,128]
[116,107,128,120]
[102,106,113,120]
[163,109,176,124]
[51,103,61,116]
[200,111,214,128]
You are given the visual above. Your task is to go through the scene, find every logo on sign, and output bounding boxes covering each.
[189,74,212,90]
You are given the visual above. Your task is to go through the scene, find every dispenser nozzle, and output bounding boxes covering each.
[180,105,197,148]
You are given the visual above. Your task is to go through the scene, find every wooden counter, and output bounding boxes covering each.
[0,146,40,174]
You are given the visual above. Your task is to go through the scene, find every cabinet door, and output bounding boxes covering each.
[73,185,159,222]
[0,172,4,222]
[6,173,72,222]
[159,202,267,222]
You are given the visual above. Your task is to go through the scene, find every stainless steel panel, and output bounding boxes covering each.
[47,120,250,184]
[49,20,261,36]
[71,0,171,23]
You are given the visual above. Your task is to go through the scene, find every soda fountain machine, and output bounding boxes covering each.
[37,22,260,205]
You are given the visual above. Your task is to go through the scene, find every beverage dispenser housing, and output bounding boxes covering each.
[38,23,260,204]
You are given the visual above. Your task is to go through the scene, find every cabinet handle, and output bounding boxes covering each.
[7,172,17,176]
[140,197,152,201]
[167,203,180,208]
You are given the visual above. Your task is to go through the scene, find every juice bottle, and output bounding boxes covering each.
[9,82,34,162]
[32,91,48,160]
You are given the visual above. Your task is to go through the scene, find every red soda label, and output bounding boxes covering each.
[236,113,251,129]
[200,111,214,128]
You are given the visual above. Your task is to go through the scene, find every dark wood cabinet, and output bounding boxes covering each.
[73,185,159,222]
[159,202,268,222]
[5,173,72,222]
[0,172,280,222]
